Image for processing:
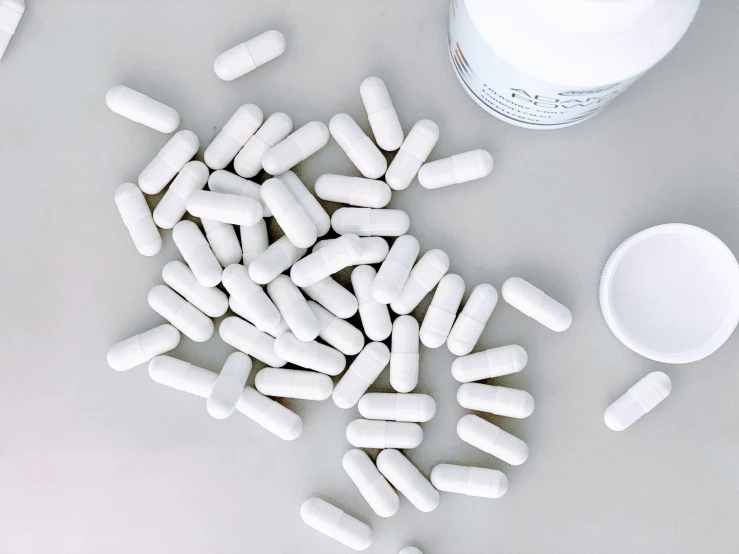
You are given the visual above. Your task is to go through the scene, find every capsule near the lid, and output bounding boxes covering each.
[376,449,439,513]
[390,316,420,393]
[430,464,508,499]
[207,352,252,419]
[457,383,535,418]
[447,284,498,356]
[604,371,672,431]
[106,85,180,133]
[360,76,404,151]
[373,235,420,305]
[204,104,263,169]
[138,130,199,194]
[234,112,293,178]
[451,345,528,383]
[358,393,436,423]
[315,174,392,208]
[332,208,410,237]
[457,414,529,466]
[214,30,287,81]
[391,249,450,315]
[332,342,390,409]
[420,273,464,348]
[329,113,387,179]
[385,120,439,191]
[502,277,572,332]
[300,497,372,551]
[418,149,493,189]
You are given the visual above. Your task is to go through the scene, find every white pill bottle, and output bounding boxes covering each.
[448,0,701,129]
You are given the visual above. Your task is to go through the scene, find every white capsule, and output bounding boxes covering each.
[204,104,263,169]
[457,414,529,466]
[399,548,423,554]
[208,170,271,216]
[385,120,440,191]
[418,149,494,189]
[278,171,331,237]
[248,235,307,285]
[214,30,286,81]
[420,274,465,348]
[376,449,439,513]
[113,183,162,256]
[234,112,293,178]
[221,264,281,333]
[290,234,363,287]
[172,221,222,287]
[360,77,404,152]
[240,220,269,267]
[457,383,535,419]
[219,316,286,367]
[502,277,572,332]
[261,178,317,248]
[262,121,330,175]
[255,367,333,401]
[314,237,389,265]
[201,218,241,267]
[138,130,199,194]
[343,449,400,518]
[186,190,263,227]
[373,235,420,304]
[315,174,391,208]
[391,249,450,315]
[332,343,390,409]
[300,498,372,551]
[106,85,180,134]
[147,285,214,343]
[274,331,346,376]
[207,352,252,419]
[302,278,359,320]
[332,208,410,237]
[430,464,508,499]
[346,419,423,450]
[237,386,303,440]
[148,355,216,398]
[266,275,320,341]
[107,324,180,371]
[152,161,209,229]
[308,301,364,356]
[162,260,228,318]
[390,316,420,393]
[451,345,528,383]
[352,266,392,341]
[329,114,387,179]
[604,371,672,431]
[358,393,436,423]
[447,284,498,356]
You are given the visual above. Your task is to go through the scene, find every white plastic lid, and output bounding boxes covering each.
[600,224,739,364]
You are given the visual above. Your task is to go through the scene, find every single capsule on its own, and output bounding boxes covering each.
[420,273,464,348]
[391,249,450,315]
[186,190,263,226]
[214,30,286,81]
[373,235,420,305]
[457,414,529,466]
[346,419,423,450]
[352,265,392,341]
[202,218,241,267]
[343,449,400,518]
[451,344,528,383]
[308,300,364,356]
[241,220,269,267]
[314,236,390,265]
[390,316,420,393]
[502,277,572,332]
[430,464,508,499]
[138,130,199,194]
[385,120,439,191]
[332,208,410,237]
[457,383,535,418]
[107,324,180,371]
[278,171,331,237]
[221,264,281,333]
[206,352,251,419]
[360,76,404,151]
[315,174,392,208]
[219,316,286,367]
[274,331,346,376]
[400,548,423,554]
[204,104,263,169]
[114,183,162,256]
[235,112,293,178]
[162,260,228,318]
[358,393,436,423]
[302,277,359,320]
[332,342,390,409]
[172,220,222,287]
[604,371,672,431]
[147,285,214,343]
[237,386,303,440]
[255,367,333,401]
[300,498,372,551]
[261,178,317,248]
[248,235,307,285]
[447,284,498,356]
[106,85,180,134]
[418,149,494,189]
[376,449,439,513]
[290,233,363,287]
[148,355,217,398]
[329,113,387,179]
[267,275,320,341]
[262,121,329,175]
[153,160,209,229]
[208,170,271,216]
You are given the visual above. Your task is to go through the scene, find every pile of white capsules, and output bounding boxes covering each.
[106,29,580,553]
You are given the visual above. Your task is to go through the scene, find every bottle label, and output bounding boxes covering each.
[449,0,642,128]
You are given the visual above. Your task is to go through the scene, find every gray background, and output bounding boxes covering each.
[1,1,738,553]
